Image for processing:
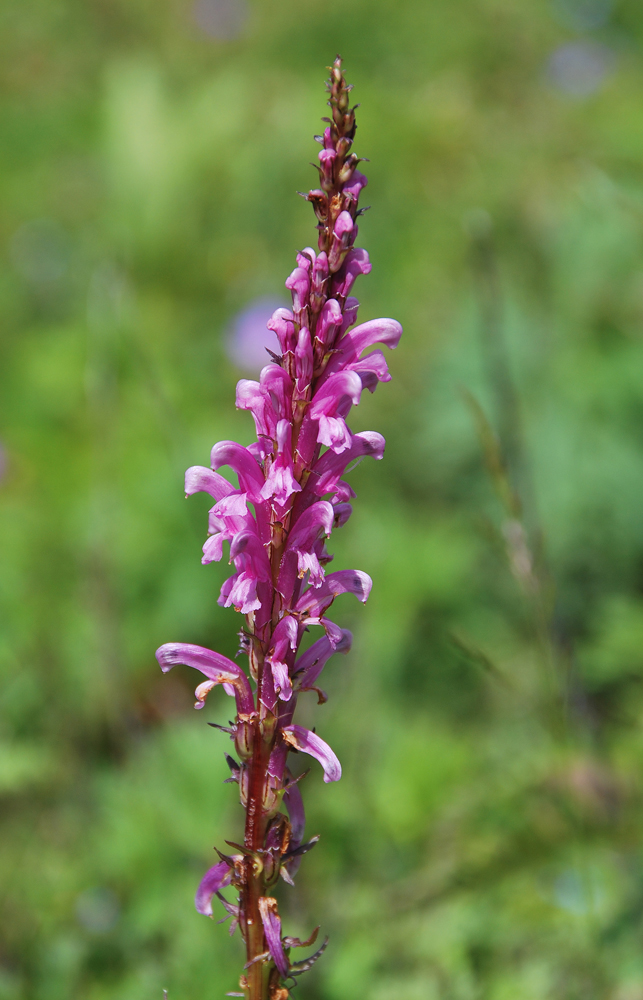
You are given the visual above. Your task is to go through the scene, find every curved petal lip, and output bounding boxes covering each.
[282,725,342,783]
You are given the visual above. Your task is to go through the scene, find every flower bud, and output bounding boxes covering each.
[267,307,296,354]
[315,298,343,352]
[234,719,254,761]
[338,153,359,186]
[295,327,313,395]
[340,296,359,333]
[285,266,310,328]
[328,211,356,271]
[296,248,316,272]
[318,148,336,192]
[306,188,328,223]
[310,251,329,312]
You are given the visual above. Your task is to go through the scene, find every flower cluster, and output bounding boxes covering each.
[156,58,401,1000]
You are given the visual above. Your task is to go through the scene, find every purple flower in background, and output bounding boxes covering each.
[155,58,401,999]
[547,40,616,98]
[226,296,287,373]
[192,0,249,41]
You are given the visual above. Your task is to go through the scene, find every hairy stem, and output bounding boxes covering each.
[243,716,271,1000]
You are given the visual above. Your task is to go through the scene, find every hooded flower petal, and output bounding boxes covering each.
[229,531,272,579]
[309,431,385,497]
[259,364,293,422]
[301,616,345,648]
[235,379,272,438]
[323,316,402,383]
[292,629,352,692]
[185,466,235,500]
[219,531,272,614]
[336,316,402,361]
[211,492,249,518]
[342,168,368,203]
[260,420,302,505]
[220,572,262,614]
[332,501,353,527]
[330,247,371,300]
[310,370,363,413]
[210,441,266,501]
[281,725,342,783]
[349,349,392,389]
[155,643,254,714]
[195,861,233,917]
[258,897,289,978]
[278,501,335,597]
[202,531,225,564]
[295,569,372,617]
[296,247,316,271]
[203,500,255,566]
[267,615,299,701]
[307,370,363,453]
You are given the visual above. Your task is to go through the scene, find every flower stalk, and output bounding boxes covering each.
[156,57,401,1000]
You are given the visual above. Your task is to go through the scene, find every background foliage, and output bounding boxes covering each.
[3,0,643,996]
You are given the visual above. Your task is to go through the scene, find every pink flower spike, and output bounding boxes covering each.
[155,60,401,985]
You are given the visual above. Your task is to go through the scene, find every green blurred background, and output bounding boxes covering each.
[4,0,643,996]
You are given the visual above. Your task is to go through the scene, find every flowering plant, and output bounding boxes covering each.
[156,58,401,1000]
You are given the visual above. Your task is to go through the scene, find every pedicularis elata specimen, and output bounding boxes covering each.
[156,59,402,1000]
